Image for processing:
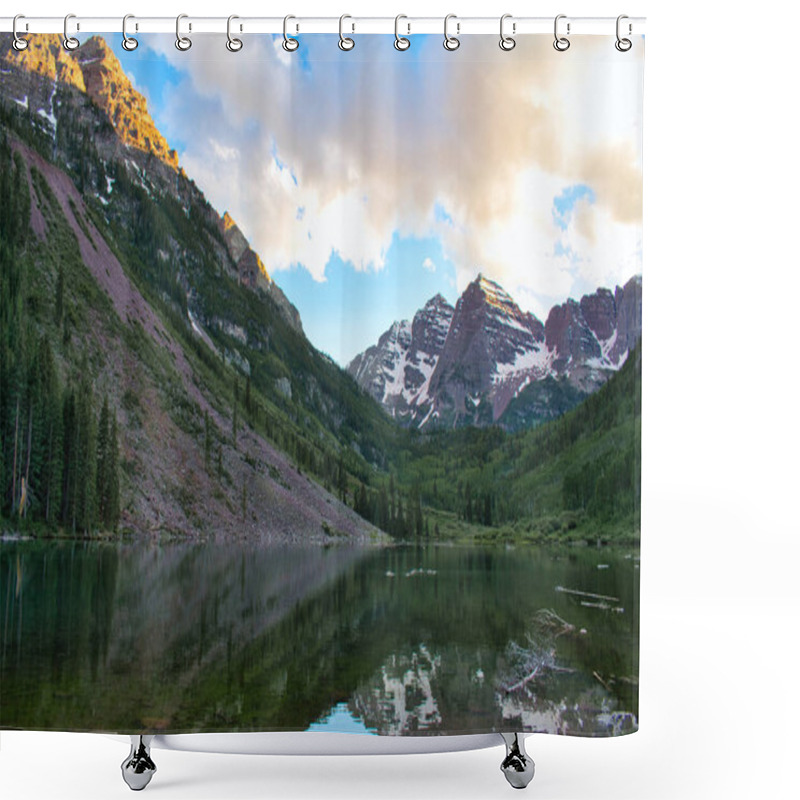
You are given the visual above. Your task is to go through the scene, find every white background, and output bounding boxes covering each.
[2,1,799,798]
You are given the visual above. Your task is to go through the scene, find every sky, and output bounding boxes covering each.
[111,33,644,366]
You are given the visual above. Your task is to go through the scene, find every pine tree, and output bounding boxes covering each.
[75,381,97,533]
[337,451,346,503]
[106,412,120,529]
[55,262,64,324]
[60,390,76,526]
[36,337,62,523]
[378,485,389,532]
[96,395,110,524]
[356,482,369,519]
[413,486,423,539]
[204,410,211,473]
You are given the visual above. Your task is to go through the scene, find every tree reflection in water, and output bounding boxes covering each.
[2,541,638,736]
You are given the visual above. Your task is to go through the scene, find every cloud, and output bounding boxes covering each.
[144,32,643,308]
[209,138,239,162]
[422,257,436,272]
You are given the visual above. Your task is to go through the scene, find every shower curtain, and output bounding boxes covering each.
[0,28,642,739]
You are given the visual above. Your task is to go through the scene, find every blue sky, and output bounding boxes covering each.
[110,33,644,365]
[280,235,456,365]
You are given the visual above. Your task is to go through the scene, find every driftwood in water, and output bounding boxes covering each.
[504,664,542,694]
[555,585,620,603]
[593,670,613,692]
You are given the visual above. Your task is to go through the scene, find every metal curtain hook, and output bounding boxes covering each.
[282,15,299,51]
[12,14,28,51]
[554,14,570,51]
[499,14,515,51]
[175,13,192,51]
[339,14,355,50]
[63,13,79,51]
[122,14,138,51]
[394,14,410,51]
[443,14,460,51]
[615,14,632,51]
[226,15,243,52]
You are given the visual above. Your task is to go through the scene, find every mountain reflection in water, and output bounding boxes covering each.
[1,541,638,736]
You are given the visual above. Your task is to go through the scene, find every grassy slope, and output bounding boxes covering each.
[396,343,641,544]
[1,113,383,541]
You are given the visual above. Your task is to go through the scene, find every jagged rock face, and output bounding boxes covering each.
[222,211,272,288]
[74,37,178,168]
[222,212,250,263]
[545,275,642,379]
[0,33,85,91]
[347,295,454,418]
[545,299,602,370]
[1,33,303,336]
[411,294,453,364]
[580,287,617,341]
[610,276,642,364]
[426,276,546,424]
[350,274,642,430]
[219,211,304,334]
[1,34,177,169]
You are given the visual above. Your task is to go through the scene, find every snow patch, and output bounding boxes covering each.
[417,405,435,429]
[37,107,56,128]
[493,344,553,383]
[35,82,58,133]
[585,330,628,370]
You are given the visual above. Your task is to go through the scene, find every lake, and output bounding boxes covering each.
[0,540,638,737]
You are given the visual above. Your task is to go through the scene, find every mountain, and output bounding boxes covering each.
[0,33,390,541]
[348,294,454,420]
[0,33,640,544]
[348,274,641,430]
[2,34,176,167]
[0,34,302,335]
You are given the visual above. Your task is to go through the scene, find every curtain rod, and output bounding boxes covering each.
[1,16,645,37]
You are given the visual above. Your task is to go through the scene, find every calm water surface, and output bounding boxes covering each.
[0,540,638,737]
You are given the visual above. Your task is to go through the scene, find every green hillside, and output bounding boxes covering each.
[0,80,639,545]
[384,341,641,544]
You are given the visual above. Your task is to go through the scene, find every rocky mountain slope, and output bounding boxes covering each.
[1,33,640,543]
[348,294,454,420]
[348,274,641,430]
[0,33,385,540]
[0,33,301,334]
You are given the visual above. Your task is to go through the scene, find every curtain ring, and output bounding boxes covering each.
[12,15,28,51]
[122,14,138,51]
[226,15,243,52]
[499,14,516,51]
[615,15,632,51]
[553,14,570,51]
[282,15,299,51]
[394,14,410,51]
[339,14,355,51]
[175,13,192,51]
[63,13,79,51]
[443,14,460,51]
